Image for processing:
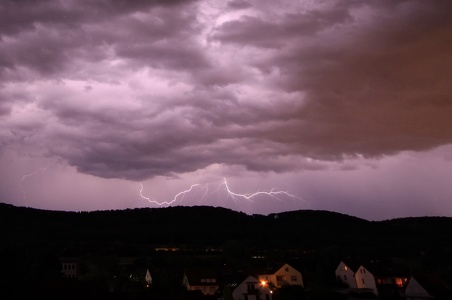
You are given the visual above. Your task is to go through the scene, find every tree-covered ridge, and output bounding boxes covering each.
[2,203,452,253]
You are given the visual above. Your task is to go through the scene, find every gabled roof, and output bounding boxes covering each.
[338,259,361,272]
[258,262,301,275]
[409,273,452,297]
[231,275,260,291]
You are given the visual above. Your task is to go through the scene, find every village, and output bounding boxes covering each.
[56,245,451,300]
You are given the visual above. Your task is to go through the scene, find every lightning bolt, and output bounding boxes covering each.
[200,184,209,201]
[219,177,309,207]
[20,165,52,206]
[139,182,201,206]
[138,178,310,208]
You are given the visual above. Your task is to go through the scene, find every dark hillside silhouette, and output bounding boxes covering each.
[2,203,452,298]
[2,203,452,252]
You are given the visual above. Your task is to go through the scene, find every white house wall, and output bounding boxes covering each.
[335,261,357,289]
[233,275,272,300]
[355,266,378,295]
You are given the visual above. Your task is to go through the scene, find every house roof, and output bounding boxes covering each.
[256,262,301,275]
[339,259,361,272]
[230,275,259,291]
[409,273,452,297]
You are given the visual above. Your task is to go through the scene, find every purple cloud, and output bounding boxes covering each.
[1,0,452,219]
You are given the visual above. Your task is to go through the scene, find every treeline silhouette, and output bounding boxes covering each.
[2,203,452,254]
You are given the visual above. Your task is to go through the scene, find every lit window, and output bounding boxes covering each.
[344,266,348,271]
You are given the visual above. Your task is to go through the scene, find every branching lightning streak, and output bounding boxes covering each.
[20,165,52,206]
[200,184,209,201]
[139,182,200,206]
[219,178,311,207]
[138,178,310,208]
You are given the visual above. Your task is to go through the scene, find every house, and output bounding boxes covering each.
[355,261,409,297]
[232,275,273,300]
[183,267,220,296]
[258,263,304,288]
[355,265,379,295]
[404,273,452,300]
[335,260,410,297]
[335,260,358,289]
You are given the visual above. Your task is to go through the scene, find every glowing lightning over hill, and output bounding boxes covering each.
[219,177,310,207]
[139,182,200,206]
[20,165,52,206]
[139,178,310,208]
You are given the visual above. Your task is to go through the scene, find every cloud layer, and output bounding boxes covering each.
[1,0,452,181]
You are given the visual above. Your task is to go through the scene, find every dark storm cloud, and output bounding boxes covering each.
[2,0,452,181]
[227,0,252,10]
[34,87,300,180]
[0,0,203,80]
[211,8,352,48]
[280,1,452,159]
[0,0,198,35]
[213,0,452,159]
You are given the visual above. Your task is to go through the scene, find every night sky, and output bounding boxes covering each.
[1,0,452,220]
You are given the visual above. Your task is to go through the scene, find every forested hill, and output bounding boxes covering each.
[1,203,452,254]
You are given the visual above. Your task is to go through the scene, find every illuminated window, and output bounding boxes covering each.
[345,266,348,271]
